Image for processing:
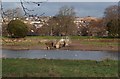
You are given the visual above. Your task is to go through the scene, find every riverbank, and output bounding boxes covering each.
[1,36,119,51]
[2,58,118,77]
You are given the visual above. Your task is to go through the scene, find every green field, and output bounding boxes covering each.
[2,36,119,46]
[2,58,118,77]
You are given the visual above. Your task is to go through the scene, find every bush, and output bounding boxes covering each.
[7,20,28,38]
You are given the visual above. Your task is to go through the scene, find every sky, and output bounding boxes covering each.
[2,2,118,17]
[2,0,119,2]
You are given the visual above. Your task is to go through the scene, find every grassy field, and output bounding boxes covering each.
[2,58,118,77]
[2,36,119,46]
[1,36,119,51]
[0,59,1,78]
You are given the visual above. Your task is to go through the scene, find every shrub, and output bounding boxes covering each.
[7,20,28,38]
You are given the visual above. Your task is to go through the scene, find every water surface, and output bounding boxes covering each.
[2,50,118,61]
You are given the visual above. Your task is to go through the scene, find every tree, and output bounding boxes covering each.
[1,0,46,36]
[88,19,107,37]
[7,20,28,38]
[43,6,77,36]
[55,6,77,36]
[2,23,8,36]
[104,5,119,37]
[44,16,60,36]
[3,8,24,20]
[1,0,46,20]
[14,7,24,18]
[118,1,120,37]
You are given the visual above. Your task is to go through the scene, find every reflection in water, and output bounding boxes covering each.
[2,50,118,61]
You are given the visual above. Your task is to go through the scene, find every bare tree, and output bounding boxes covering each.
[104,5,119,37]
[20,0,46,16]
[2,8,24,19]
[0,0,47,36]
[118,1,120,37]
[1,7,25,36]
[14,7,24,18]
[55,6,77,36]
[88,19,107,37]
[0,0,47,19]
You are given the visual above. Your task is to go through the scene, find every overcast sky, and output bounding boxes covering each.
[2,2,118,17]
[2,0,119,2]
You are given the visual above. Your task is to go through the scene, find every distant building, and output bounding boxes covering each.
[2,16,108,36]
[23,16,50,29]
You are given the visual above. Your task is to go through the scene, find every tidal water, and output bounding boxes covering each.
[2,49,118,61]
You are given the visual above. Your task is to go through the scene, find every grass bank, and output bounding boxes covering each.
[1,36,119,51]
[2,58,118,77]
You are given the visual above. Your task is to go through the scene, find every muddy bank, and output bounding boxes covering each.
[2,42,118,52]
[2,37,119,51]
[61,44,118,52]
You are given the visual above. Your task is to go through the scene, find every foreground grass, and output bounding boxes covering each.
[2,58,118,77]
[0,59,2,78]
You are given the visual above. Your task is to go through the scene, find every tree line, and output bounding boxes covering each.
[2,3,119,38]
